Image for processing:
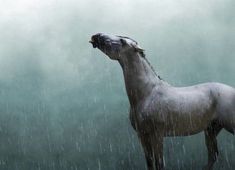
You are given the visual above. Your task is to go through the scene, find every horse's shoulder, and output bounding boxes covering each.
[130,107,164,133]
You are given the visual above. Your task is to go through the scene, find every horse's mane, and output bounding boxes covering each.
[118,35,162,80]
[142,56,163,80]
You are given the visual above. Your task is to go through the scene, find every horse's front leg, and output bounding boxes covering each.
[139,133,155,170]
[152,134,164,170]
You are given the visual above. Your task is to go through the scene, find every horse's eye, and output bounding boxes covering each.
[111,42,120,51]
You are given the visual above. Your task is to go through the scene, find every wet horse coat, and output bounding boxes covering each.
[90,33,235,170]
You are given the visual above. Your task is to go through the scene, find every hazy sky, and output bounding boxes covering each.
[0,0,234,86]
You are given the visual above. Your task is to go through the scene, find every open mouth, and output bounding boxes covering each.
[89,38,97,48]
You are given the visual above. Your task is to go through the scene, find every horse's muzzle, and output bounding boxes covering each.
[89,33,103,48]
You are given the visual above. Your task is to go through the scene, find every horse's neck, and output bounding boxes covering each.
[119,53,165,107]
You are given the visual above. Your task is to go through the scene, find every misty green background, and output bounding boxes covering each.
[0,0,235,169]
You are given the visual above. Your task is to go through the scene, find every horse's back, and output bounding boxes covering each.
[153,82,235,136]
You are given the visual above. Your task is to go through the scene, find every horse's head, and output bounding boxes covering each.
[89,33,144,60]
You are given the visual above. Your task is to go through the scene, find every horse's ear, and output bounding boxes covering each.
[132,43,144,52]
[131,43,145,57]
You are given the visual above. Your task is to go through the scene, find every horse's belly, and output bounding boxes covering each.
[163,125,206,136]
[162,112,213,136]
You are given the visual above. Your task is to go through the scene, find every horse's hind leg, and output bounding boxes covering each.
[204,121,222,170]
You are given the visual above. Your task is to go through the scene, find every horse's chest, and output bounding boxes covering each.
[130,106,163,133]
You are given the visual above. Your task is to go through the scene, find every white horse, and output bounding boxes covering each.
[89,33,235,170]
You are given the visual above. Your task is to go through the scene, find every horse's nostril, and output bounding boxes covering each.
[94,34,104,43]
[90,34,102,48]
[93,33,103,40]
[90,33,108,49]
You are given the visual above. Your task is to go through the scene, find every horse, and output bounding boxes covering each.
[89,33,235,170]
